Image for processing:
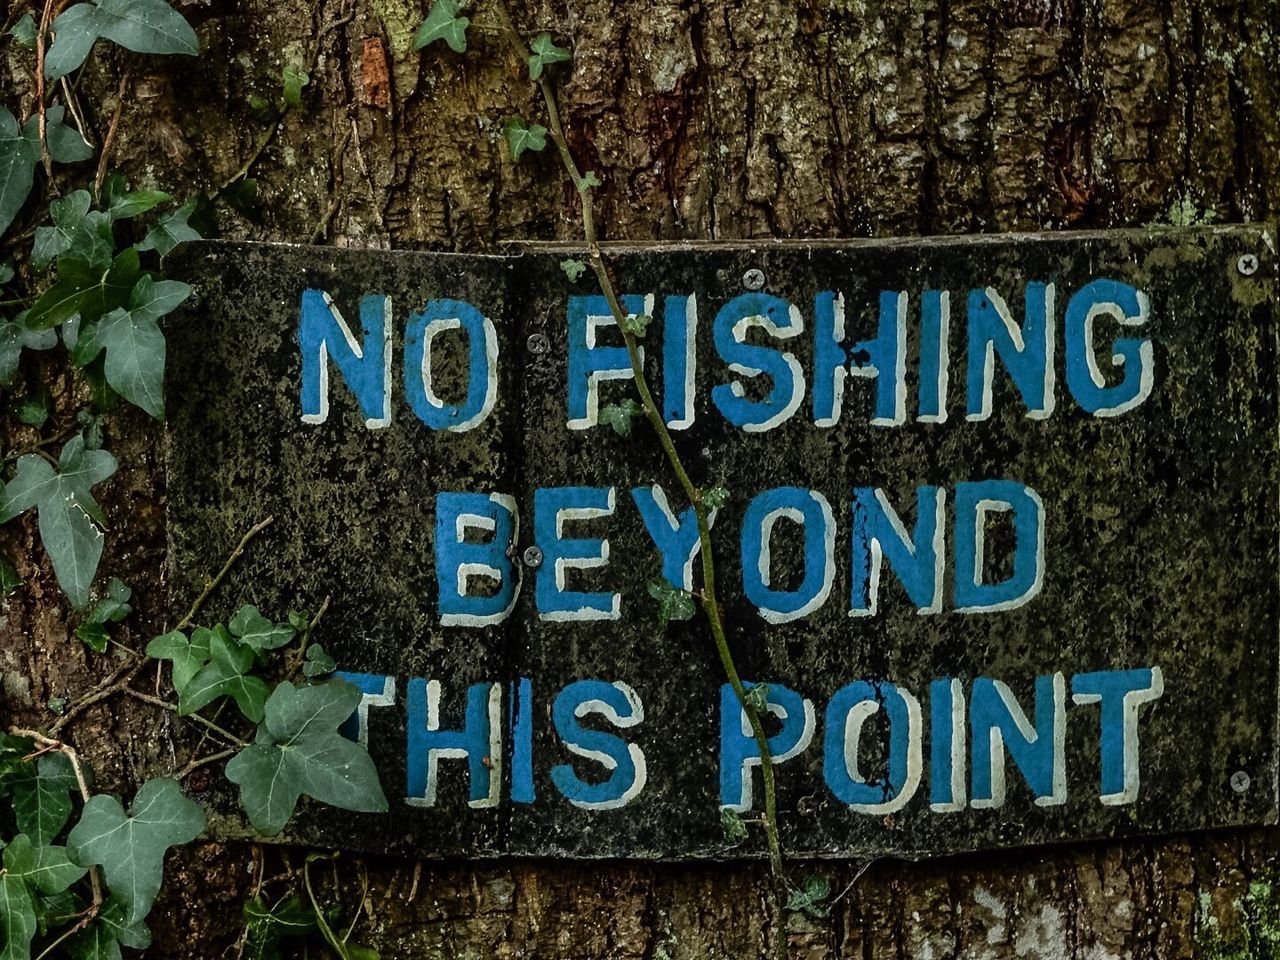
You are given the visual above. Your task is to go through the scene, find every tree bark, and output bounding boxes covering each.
[3,0,1280,956]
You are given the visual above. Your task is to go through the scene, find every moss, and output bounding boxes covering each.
[1197,873,1280,960]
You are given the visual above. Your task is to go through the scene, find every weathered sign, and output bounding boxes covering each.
[166,228,1278,859]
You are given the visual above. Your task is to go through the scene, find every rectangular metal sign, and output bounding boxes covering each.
[166,228,1279,859]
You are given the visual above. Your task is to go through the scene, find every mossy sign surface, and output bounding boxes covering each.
[167,228,1278,858]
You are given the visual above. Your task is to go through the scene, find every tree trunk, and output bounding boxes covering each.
[3,0,1279,956]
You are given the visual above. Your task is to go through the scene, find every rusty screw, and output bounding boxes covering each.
[1231,770,1251,794]
[522,546,543,568]
[742,268,765,291]
[527,333,550,355]
[1237,254,1259,277]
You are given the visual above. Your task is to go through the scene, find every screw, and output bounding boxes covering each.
[522,545,543,568]
[1238,254,1260,277]
[742,268,765,291]
[527,333,550,355]
[1231,770,1251,794]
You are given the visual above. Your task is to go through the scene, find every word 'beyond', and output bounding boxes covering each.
[296,281,1154,432]
[336,668,1165,812]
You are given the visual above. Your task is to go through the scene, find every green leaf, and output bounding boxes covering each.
[77,409,104,450]
[243,894,316,960]
[785,873,831,919]
[0,873,37,960]
[302,643,337,678]
[91,304,165,417]
[46,0,199,79]
[35,887,83,936]
[742,681,769,714]
[599,399,642,438]
[559,258,587,282]
[282,64,308,109]
[76,620,110,652]
[11,386,50,427]
[229,604,296,652]
[0,320,56,385]
[579,170,602,191]
[226,681,388,835]
[47,697,68,716]
[4,834,87,894]
[646,578,696,627]
[136,199,201,256]
[33,107,94,165]
[26,247,141,330]
[527,31,570,81]
[0,261,13,284]
[68,897,151,959]
[0,106,40,239]
[11,754,79,846]
[0,557,21,594]
[178,632,268,721]
[146,628,212,694]
[412,0,468,53]
[87,576,132,623]
[10,13,38,48]
[502,118,546,161]
[0,437,117,609]
[219,177,259,221]
[66,778,205,924]
[32,189,93,269]
[702,485,730,510]
[106,188,170,222]
[620,311,651,336]
[720,807,747,844]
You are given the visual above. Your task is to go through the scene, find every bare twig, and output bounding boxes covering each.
[33,0,55,176]
[49,657,148,736]
[176,747,236,780]
[94,68,133,198]
[176,515,274,631]
[122,688,250,748]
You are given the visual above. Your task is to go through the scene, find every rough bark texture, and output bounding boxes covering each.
[3,0,1280,956]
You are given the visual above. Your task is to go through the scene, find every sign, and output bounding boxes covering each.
[166,228,1279,859]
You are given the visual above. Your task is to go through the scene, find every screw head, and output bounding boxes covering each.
[1231,770,1251,794]
[1238,254,1260,277]
[527,333,550,355]
[742,268,765,291]
[522,545,543,568]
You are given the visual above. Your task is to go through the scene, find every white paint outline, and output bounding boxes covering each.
[567,296,653,430]
[406,680,503,809]
[440,493,522,627]
[724,694,816,812]
[726,302,806,433]
[840,687,923,815]
[755,491,836,624]
[541,486,621,622]
[1071,665,1164,805]
[562,681,648,810]
[849,488,946,618]
[301,291,392,429]
[970,673,1066,809]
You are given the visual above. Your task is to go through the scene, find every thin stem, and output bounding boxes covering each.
[176,747,236,780]
[49,656,147,736]
[94,68,133,199]
[176,515,273,631]
[122,688,250,748]
[491,1,789,951]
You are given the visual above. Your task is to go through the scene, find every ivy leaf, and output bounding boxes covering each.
[281,64,308,109]
[32,190,92,269]
[785,873,832,919]
[146,629,210,694]
[10,13,38,48]
[4,834,87,894]
[136,199,201,256]
[87,576,131,624]
[11,386,51,427]
[225,681,388,836]
[527,32,570,81]
[0,557,21,594]
[302,643,336,678]
[620,312,651,336]
[559,258,587,282]
[243,894,316,960]
[66,778,205,924]
[0,319,56,386]
[0,437,117,609]
[0,261,13,284]
[720,807,748,844]
[105,186,171,222]
[45,0,199,80]
[35,888,83,937]
[229,604,296,652]
[68,897,151,959]
[647,578,696,627]
[178,632,268,721]
[26,246,141,331]
[702,485,730,510]
[599,399,642,438]
[579,170,602,191]
[412,0,469,53]
[89,305,163,417]
[0,106,41,239]
[742,681,770,714]
[0,873,37,960]
[76,620,110,653]
[503,118,547,161]
[11,752,77,847]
